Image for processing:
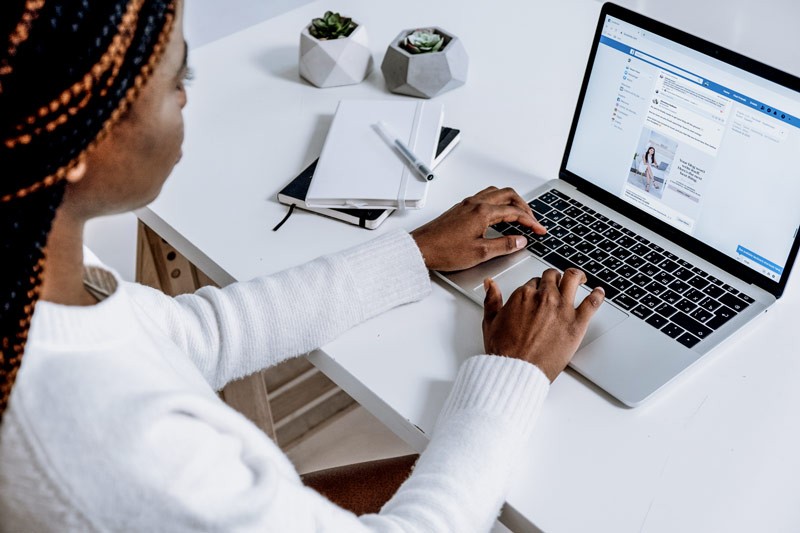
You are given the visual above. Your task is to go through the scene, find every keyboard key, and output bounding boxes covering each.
[661,323,685,338]
[659,259,679,273]
[672,312,713,339]
[625,285,647,300]
[589,220,610,233]
[551,199,571,211]
[643,251,665,265]
[640,294,661,309]
[597,239,618,253]
[719,293,749,312]
[646,314,669,329]
[655,302,678,318]
[558,245,579,259]
[653,271,675,286]
[664,251,679,261]
[611,247,633,261]
[676,332,701,348]
[639,263,661,277]
[630,243,649,256]
[529,199,553,216]
[700,285,724,301]
[572,225,592,237]
[675,299,696,314]
[691,266,705,276]
[560,234,583,247]
[644,281,668,296]
[576,213,595,225]
[538,217,557,230]
[739,293,755,304]
[614,293,637,310]
[584,231,604,245]
[617,265,638,278]
[538,192,559,204]
[559,218,578,230]
[597,268,619,283]
[672,267,694,281]
[571,252,591,266]
[684,289,705,303]
[563,206,583,218]
[610,277,633,292]
[550,226,570,239]
[575,240,594,254]
[601,257,624,270]
[604,228,623,241]
[625,255,647,269]
[588,248,609,262]
[690,307,713,323]
[616,236,637,249]
[550,189,570,200]
[668,279,690,294]
[687,276,710,290]
[698,297,721,312]
[631,304,654,320]
[706,305,736,330]
[662,290,681,305]
[630,273,651,287]
[583,260,604,274]
[548,211,567,223]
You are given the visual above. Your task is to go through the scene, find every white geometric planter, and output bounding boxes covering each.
[381,27,468,99]
[299,23,373,88]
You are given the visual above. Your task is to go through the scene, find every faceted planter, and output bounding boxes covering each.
[381,27,468,98]
[299,23,373,88]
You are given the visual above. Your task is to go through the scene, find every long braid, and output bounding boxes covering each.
[0,0,176,423]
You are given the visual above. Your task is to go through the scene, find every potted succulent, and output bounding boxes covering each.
[299,11,373,88]
[381,27,468,98]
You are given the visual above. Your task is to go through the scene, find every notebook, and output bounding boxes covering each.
[276,127,461,230]
[438,3,800,406]
[305,99,445,210]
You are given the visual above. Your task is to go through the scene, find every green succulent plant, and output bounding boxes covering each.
[401,28,445,54]
[309,11,357,40]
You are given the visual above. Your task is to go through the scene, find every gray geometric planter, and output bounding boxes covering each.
[381,27,468,99]
[299,23,373,88]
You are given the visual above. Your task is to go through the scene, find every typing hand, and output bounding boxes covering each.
[411,187,546,272]
[482,268,605,382]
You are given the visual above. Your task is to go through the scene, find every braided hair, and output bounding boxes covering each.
[0,0,177,422]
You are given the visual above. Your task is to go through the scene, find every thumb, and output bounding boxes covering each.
[576,286,606,326]
[483,278,503,326]
[484,235,527,261]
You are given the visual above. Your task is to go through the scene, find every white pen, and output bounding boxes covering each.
[374,121,436,181]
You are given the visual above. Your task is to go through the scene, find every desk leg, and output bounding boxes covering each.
[135,221,354,448]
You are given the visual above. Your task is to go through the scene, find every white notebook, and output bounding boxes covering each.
[305,99,445,209]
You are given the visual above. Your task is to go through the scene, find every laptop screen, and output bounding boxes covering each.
[565,13,800,285]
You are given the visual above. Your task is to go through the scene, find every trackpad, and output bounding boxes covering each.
[472,256,627,347]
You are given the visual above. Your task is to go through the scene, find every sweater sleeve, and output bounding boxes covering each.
[125,230,431,390]
[94,355,549,532]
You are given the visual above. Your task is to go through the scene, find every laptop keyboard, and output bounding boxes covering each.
[491,189,754,348]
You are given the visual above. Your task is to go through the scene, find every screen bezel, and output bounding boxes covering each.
[559,2,800,298]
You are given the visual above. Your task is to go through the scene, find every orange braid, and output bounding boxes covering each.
[0,0,46,77]
[0,8,175,204]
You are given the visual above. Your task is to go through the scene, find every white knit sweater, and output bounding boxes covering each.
[0,230,549,532]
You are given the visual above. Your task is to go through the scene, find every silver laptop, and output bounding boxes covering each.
[437,2,800,406]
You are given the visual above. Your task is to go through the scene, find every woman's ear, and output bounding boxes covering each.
[65,159,87,183]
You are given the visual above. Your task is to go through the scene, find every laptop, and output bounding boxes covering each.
[437,2,800,406]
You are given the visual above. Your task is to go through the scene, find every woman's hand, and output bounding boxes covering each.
[482,268,605,382]
[411,187,546,272]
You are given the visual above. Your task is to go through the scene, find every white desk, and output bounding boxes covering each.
[139,1,800,531]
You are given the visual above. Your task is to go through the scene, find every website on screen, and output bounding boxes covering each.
[567,16,800,282]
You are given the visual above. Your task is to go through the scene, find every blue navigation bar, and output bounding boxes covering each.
[736,245,784,275]
[600,35,800,130]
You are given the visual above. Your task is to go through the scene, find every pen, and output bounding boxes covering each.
[374,121,436,181]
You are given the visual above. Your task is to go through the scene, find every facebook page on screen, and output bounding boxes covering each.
[567,16,800,283]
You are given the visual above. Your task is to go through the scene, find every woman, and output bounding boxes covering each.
[641,146,659,192]
[0,1,605,531]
